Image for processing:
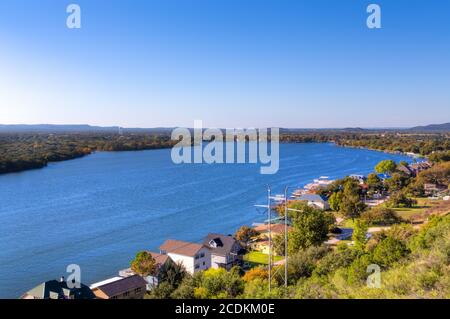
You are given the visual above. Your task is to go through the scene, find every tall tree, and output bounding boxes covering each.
[329,191,344,211]
[340,180,366,220]
[367,173,383,193]
[375,160,397,175]
[130,251,157,277]
[272,232,287,256]
[158,260,187,289]
[234,226,258,247]
[288,206,335,253]
[352,220,368,252]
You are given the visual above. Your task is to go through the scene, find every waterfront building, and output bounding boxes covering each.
[159,239,211,274]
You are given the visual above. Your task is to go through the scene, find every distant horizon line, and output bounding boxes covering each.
[1,123,448,130]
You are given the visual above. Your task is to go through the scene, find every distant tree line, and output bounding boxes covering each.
[1,131,449,174]
[0,133,176,174]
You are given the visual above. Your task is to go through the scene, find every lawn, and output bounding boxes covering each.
[336,198,439,227]
[243,251,283,266]
[392,197,435,221]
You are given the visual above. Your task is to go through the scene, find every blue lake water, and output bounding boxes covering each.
[0,143,411,298]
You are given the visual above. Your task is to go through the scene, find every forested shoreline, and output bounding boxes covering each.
[1,131,449,175]
[0,133,176,174]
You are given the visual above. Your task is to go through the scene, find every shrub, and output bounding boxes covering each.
[386,191,417,208]
[240,279,284,299]
[383,224,416,243]
[242,267,268,282]
[361,207,403,226]
[372,237,410,268]
[313,245,358,276]
[346,254,373,285]
[286,246,329,284]
[409,215,450,252]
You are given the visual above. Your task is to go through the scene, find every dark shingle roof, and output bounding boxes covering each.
[95,275,147,297]
[203,233,240,257]
[23,280,95,299]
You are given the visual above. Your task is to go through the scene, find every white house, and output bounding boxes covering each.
[349,174,367,184]
[297,194,330,210]
[203,234,244,270]
[159,239,211,275]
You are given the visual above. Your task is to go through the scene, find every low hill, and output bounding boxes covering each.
[0,124,174,134]
[409,123,450,132]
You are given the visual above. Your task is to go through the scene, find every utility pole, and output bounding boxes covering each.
[255,185,304,296]
[284,186,288,290]
[282,186,307,295]
[267,186,272,294]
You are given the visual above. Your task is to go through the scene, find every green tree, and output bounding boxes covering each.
[366,173,383,193]
[273,232,287,256]
[384,173,411,192]
[372,237,410,268]
[360,207,402,226]
[241,278,284,299]
[329,191,344,211]
[285,246,329,284]
[375,160,397,175]
[288,206,335,253]
[313,244,358,277]
[352,220,368,252]
[193,267,244,299]
[234,226,258,247]
[417,161,450,186]
[386,191,417,208]
[383,224,416,243]
[346,254,373,285]
[340,180,366,220]
[146,281,174,299]
[130,251,157,277]
[428,150,450,163]
[158,260,187,290]
[284,201,310,220]
[171,274,198,299]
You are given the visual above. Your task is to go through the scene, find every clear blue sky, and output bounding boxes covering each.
[0,0,449,128]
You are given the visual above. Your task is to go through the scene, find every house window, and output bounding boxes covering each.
[123,291,130,297]
[134,287,142,294]
[195,264,200,269]
[195,254,200,260]
[200,253,205,258]
[202,261,206,266]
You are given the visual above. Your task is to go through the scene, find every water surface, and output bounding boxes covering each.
[0,143,411,298]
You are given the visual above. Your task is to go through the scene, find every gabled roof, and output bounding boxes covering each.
[410,162,431,172]
[203,233,241,257]
[90,277,123,289]
[160,239,205,257]
[23,280,95,299]
[297,194,327,203]
[397,165,414,175]
[254,224,293,234]
[93,275,146,297]
[148,251,170,266]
